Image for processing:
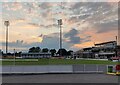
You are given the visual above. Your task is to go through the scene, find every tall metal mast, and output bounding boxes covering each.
[4,21,10,56]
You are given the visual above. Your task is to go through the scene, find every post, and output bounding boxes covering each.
[116,36,117,45]
[96,64,99,72]
[60,24,62,50]
[58,19,62,56]
[115,36,117,57]
[4,21,10,57]
[83,64,85,72]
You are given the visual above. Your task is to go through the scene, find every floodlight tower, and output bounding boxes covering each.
[58,19,62,56]
[4,21,10,56]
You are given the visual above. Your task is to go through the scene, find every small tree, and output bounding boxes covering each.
[50,49,56,57]
[35,47,41,52]
[29,47,41,53]
[57,48,67,56]
[67,50,73,56]
[42,48,49,53]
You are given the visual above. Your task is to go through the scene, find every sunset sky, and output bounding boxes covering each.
[0,0,119,52]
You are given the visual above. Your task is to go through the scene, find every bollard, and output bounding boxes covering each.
[108,65,113,73]
[107,65,116,75]
[115,64,120,75]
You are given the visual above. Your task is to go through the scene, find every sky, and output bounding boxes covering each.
[0,0,119,52]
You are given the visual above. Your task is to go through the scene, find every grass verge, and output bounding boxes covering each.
[1,59,120,65]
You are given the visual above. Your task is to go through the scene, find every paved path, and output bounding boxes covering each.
[2,74,119,83]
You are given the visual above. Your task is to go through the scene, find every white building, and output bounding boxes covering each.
[94,41,117,59]
[21,52,51,58]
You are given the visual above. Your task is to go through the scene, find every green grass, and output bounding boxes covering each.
[1,59,120,65]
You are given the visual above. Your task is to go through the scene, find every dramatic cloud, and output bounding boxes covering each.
[64,29,81,44]
[1,2,118,52]
[3,2,23,11]
[28,22,40,28]
[2,40,24,48]
[68,2,118,33]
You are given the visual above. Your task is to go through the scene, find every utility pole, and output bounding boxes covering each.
[14,49,15,66]
[58,19,62,56]
[4,21,10,57]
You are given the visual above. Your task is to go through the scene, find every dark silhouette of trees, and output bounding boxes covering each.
[42,48,49,53]
[15,52,22,57]
[50,49,56,57]
[57,48,67,56]
[29,47,41,53]
[36,47,41,52]
[67,50,73,56]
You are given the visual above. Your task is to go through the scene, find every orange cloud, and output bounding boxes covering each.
[72,28,117,49]
[27,36,43,43]
[107,0,119,2]
[74,42,94,49]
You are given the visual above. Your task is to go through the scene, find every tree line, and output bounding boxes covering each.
[28,47,73,57]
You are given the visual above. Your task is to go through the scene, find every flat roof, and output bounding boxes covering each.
[21,52,51,54]
[95,41,116,46]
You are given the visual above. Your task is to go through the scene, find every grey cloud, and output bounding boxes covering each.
[71,2,112,15]
[69,2,118,33]
[2,40,25,48]
[70,2,115,21]
[39,23,58,29]
[39,2,51,9]
[81,36,91,43]
[28,23,40,27]
[2,32,91,52]
[2,33,72,52]
[44,24,58,28]
[95,20,118,33]
[64,28,81,44]
[28,22,58,29]
[41,33,72,49]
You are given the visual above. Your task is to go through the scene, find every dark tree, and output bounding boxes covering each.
[57,48,67,56]
[35,47,41,52]
[50,49,56,57]
[18,52,22,57]
[29,47,41,53]
[67,50,73,56]
[29,47,35,53]
[42,48,49,53]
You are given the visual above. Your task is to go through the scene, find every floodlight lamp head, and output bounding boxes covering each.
[4,21,10,27]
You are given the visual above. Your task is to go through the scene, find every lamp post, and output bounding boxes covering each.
[58,19,62,56]
[4,21,10,57]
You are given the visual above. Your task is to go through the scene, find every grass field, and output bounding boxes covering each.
[1,58,120,65]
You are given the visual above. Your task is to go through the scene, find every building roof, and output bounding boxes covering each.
[83,47,93,51]
[21,52,51,55]
[95,41,116,46]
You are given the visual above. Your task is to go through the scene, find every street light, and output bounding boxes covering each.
[4,21,10,57]
[58,19,62,56]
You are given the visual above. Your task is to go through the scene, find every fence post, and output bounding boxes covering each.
[83,64,85,72]
[96,64,99,72]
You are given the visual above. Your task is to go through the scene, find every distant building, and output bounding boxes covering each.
[94,41,116,59]
[21,52,51,58]
[116,45,120,56]
[73,41,117,59]
[73,47,94,59]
